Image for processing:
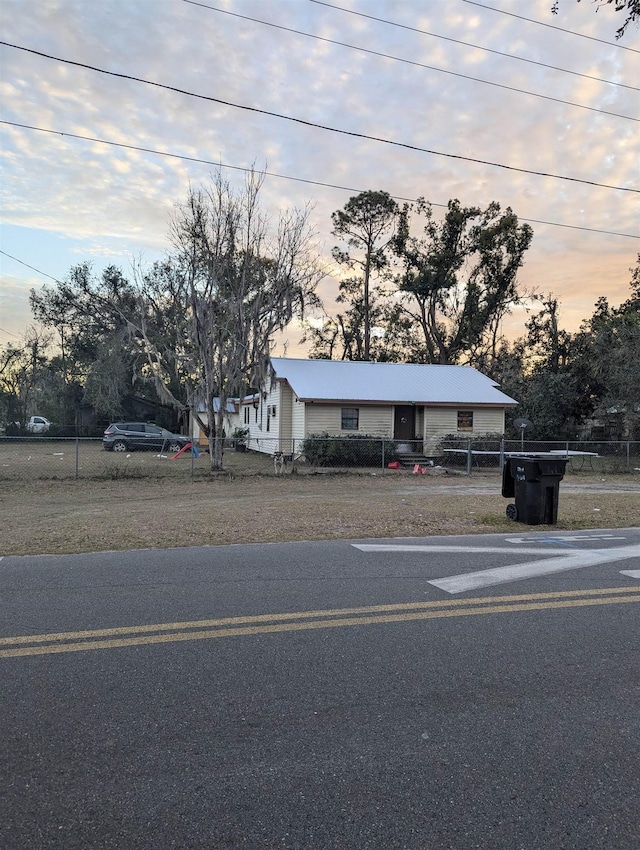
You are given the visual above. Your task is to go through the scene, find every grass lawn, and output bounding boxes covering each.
[1,447,638,555]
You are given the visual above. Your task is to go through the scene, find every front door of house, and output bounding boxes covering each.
[393,406,415,441]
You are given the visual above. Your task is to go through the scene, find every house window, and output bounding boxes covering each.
[341,407,359,430]
[457,410,473,431]
[244,407,249,425]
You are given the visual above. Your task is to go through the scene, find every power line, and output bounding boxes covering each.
[0,249,61,281]
[0,119,415,197]
[1,41,638,194]
[461,0,640,53]
[181,5,640,121]
[2,120,638,239]
[0,325,22,338]
[299,0,639,88]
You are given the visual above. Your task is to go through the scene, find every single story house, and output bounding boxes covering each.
[190,397,239,445]
[240,357,518,456]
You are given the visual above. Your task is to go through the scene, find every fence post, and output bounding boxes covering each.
[381,438,385,471]
[500,438,505,470]
[467,439,472,476]
[75,434,79,480]
[627,441,631,472]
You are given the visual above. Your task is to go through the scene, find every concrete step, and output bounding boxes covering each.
[398,453,434,469]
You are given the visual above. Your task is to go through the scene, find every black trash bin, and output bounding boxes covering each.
[502,455,568,525]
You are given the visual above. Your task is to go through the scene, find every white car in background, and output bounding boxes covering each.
[26,416,51,434]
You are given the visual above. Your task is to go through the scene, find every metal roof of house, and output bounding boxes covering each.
[270,358,518,406]
[196,398,238,413]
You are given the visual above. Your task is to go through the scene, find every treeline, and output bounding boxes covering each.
[1,173,638,457]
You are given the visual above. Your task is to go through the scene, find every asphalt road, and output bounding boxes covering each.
[2,528,640,850]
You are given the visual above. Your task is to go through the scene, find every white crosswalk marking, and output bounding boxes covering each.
[429,545,640,593]
[352,542,640,594]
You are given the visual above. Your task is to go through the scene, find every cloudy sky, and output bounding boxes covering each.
[1,0,638,355]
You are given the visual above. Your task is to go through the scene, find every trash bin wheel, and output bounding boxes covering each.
[506,503,518,521]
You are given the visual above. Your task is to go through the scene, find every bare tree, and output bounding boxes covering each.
[170,169,322,469]
[0,327,52,426]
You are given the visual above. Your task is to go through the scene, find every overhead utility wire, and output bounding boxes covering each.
[185,2,640,110]
[1,42,637,194]
[461,0,640,53]
[0,325,21,338]
[2,120,638,240]
[0,250,61,282]
[300,0,637,88]
[0,249,323,291]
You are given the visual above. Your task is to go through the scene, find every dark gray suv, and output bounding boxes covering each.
[103,422,191,453]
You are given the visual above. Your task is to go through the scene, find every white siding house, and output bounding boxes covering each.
[241,358,517,456]
[190,398,240,445]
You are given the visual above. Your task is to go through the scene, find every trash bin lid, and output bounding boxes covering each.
[508,455,568,479]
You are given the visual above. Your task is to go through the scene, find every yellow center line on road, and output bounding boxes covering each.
[3,585,639,646]
[2,586,640,659]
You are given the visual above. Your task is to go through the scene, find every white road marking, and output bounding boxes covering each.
[620,570,640,579]
[505,535,626,543]
[353,545,570,555]
[428,545,640,594]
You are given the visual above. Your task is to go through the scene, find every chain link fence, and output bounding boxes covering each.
[1,435,639,482]
[440,438,640,475]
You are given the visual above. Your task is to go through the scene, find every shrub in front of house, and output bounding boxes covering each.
[301,433,399,467]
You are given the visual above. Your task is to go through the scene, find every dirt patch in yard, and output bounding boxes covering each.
[2,470,638,556]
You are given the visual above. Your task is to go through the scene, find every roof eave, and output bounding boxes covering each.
[295,397,517,407]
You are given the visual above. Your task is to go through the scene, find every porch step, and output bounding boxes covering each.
[397,452,434,469]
